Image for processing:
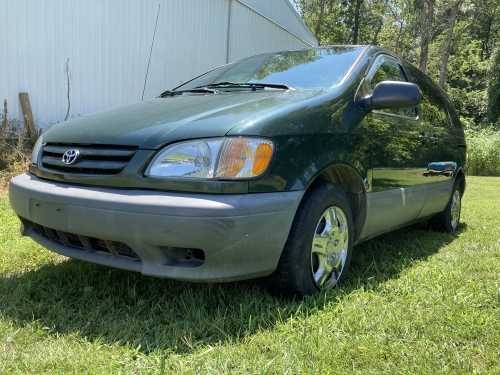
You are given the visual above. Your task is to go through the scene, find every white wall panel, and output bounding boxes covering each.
[0,0,316,128]
[144,0,229,99]
[1,0,158,126]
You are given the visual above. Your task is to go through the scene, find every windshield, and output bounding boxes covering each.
[174,47,364,91]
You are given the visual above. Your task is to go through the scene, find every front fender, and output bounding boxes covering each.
[248,133,370,193]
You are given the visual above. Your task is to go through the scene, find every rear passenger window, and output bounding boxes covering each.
[418,79,453,137]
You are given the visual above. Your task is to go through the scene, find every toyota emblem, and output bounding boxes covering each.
[61,149,80,165]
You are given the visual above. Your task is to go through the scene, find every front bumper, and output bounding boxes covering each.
[9,173,302,282]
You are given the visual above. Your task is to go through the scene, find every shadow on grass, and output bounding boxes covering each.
[0,223,465,354]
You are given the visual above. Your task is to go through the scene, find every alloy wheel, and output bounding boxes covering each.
[310,205,349,289]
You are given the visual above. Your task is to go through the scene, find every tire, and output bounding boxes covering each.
[429,182,462,233]
[268,183,354,297]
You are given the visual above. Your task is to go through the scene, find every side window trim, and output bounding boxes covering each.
[365,54,402,83]
[359,54,419,121]
[354,54,392,102]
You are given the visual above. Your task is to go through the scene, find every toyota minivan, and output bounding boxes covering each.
[9,46,466,296]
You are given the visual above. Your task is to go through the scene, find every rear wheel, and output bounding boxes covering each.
[269,184,354,297]
[430,182,462,233]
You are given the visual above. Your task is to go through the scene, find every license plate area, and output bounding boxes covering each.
[29,199,68,230]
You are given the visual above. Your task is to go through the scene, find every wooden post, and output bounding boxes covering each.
[18,92,37,141]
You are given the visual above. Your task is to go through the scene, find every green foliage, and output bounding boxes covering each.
[0,123,31,188]
[465,128,500,175]
[297,0,391,46]
[444,30,492,127]
[488,48,500,123]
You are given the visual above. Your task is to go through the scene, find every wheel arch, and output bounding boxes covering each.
[454,167,466,195]
[300,162,367,243]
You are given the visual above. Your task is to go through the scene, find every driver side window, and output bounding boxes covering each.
[362,55,417,118]
[370,59,405,89]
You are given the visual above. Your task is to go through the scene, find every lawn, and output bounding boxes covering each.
[0,177,498,374]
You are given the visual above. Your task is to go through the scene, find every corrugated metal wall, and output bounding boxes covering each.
[0,0,316,127]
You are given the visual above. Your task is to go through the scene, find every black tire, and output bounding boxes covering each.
[268,183,354,297]
[429,182,462,233]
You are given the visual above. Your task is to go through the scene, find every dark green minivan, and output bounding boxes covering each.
[9,46,466,296]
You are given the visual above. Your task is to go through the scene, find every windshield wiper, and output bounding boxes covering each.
[159,87,218,97]
[197,82,290,91]
[161,82,289,97]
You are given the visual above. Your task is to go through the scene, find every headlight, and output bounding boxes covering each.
[146,137,274,179]
[31,136,44,165]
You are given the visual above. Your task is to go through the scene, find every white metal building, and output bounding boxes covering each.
[0,0,317,128]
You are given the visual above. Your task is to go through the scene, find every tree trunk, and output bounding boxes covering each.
[439,0,463,87]
[352,0,363,44]
[314,0,327,44]
[393,20,404,53]
[481,15,493,60]
[419,0,434,73]
[371,18,383,45]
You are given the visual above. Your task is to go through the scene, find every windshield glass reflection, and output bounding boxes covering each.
[174,47,364,91]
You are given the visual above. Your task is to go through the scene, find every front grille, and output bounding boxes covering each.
[23,219,141,261]
[41,143,137,175]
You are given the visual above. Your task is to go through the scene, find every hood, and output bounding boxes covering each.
[43,90,322,149]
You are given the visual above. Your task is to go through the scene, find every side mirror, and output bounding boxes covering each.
[361,81,421,111]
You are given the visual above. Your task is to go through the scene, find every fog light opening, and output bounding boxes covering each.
[161,247,205,268]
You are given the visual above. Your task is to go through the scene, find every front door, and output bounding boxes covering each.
[358,55,427,239]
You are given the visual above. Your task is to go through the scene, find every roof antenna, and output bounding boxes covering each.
[141,3,161,101]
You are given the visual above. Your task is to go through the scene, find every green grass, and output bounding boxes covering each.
[1,177,499,374]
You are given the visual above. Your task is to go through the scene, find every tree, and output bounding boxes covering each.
[352,0,363,44]
[313,0,328,44]
[488,48,500,124]
[438,0,464,87]
[418,0,435,73]
[295,0,499,130]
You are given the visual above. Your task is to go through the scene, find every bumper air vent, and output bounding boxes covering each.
[22,219,141,262]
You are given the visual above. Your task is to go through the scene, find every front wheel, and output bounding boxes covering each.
[268,184,354,297]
